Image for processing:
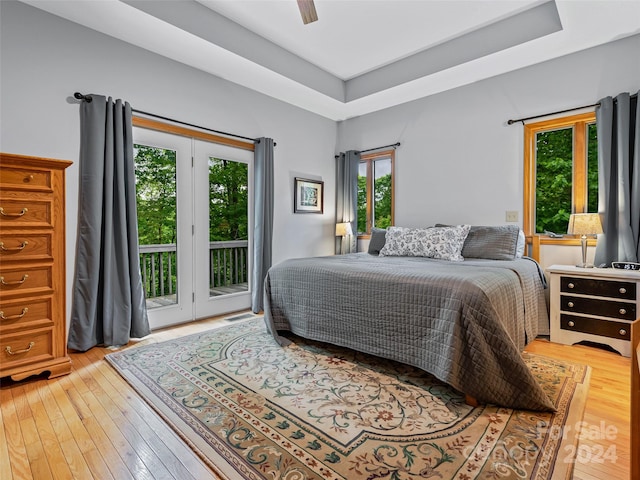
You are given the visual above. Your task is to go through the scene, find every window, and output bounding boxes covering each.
[357,150,394,235]
[524,112,598,241]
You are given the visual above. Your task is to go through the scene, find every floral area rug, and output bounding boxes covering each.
[106,317,590,480]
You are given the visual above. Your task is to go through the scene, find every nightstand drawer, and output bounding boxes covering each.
[561,295,636,320]
[561,314,631,340]
[561,276,636,300]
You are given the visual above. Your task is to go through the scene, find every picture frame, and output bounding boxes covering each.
[294,177,324,214]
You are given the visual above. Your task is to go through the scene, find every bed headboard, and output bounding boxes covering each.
[526,235,541,263]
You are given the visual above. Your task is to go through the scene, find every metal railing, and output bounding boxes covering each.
[139,240,248,301]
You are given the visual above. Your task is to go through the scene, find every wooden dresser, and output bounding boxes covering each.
[0,152,72,380]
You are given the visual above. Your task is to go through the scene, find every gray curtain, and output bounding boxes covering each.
[335,150,360,254]
[68,95,149,351]
[252,137,274,312]
[594,91,640,266]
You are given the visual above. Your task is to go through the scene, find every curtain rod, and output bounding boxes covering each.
[335,142,401,158]
[73,92,269,145]
[360,142,401,154]
[507,93,637,125]
[507,103,598,125]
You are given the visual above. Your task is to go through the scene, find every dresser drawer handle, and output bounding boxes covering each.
[567,283,575,289]
[5,342,35,355]
[0,241,28,252]
[567,301,575,308]
[0,274,29,286]
[568,321,575,327]
[619,308,627,315]
[619,329,627,336]
[0,207,28,218]
[0,308,28,320]
[619,287,627,294]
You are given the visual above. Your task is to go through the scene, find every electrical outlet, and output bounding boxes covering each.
[505,211,519,222]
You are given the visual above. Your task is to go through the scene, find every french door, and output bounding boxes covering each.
[133,128,252,330]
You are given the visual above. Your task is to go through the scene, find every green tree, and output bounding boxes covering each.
[134,145,177,245]
[535,128,572,234]
[357,173,392,233]
[208,158,248,241]
[374,173,392,229]
[357,174,367,234]
[535,125,598,234]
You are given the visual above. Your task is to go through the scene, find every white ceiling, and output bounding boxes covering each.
[20,0,640,121]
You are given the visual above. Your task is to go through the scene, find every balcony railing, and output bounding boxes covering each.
[139,240,248,305]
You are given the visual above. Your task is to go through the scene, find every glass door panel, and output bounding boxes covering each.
[133,128,193,329]
[194,140,252,319]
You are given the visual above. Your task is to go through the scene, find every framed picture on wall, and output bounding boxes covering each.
[294,177,324,214]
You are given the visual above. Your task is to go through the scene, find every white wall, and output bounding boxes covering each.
[2,1,639,325]
[0,1,337,323]
[338,33,640,269]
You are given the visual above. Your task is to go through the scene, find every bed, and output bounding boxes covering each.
[263,225,554,411]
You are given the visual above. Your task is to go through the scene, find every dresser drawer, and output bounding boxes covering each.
[0,198,52,228]
[0,233,52,263]
[0,297,53,333]
[0,166,52,191]
[561,295,636,320]
[561,276,636,300]
[0,266,52,299]
[0,328,54,371]
[560,314,631,340]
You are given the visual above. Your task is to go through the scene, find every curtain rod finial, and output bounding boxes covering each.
[74,92,92,103]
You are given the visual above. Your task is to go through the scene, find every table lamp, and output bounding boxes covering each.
[335,222,353,237]
[567,213,603,268]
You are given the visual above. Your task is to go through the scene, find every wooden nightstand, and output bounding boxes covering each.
[548,264,640,357]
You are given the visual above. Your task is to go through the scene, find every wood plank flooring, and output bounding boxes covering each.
[0,312,632,479]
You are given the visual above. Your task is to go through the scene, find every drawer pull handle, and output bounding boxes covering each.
[619,329,627,336]
[26,174,34,182]
[5,342,35,356]
[567,301,574,308]
[0,274,29,286]
[619,287,627,294]
[619,308,627,315]
[0,241,28,252]
[0,308,28,320]
[567,283,575,289]
[568,321,575,327]
[0,207,28,218]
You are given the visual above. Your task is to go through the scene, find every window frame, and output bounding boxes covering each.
[523,111,597,247]
[358,149,395,238]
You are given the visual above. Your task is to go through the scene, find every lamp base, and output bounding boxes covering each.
[576,263,595,268]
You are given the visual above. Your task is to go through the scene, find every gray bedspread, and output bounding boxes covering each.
[263,253,554,411]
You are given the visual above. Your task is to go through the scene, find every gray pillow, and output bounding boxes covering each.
[436,224,521,260]
[368,227,387,255]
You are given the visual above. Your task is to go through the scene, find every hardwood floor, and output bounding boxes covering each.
[0,313,632,479]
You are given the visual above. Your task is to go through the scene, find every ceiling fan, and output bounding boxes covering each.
[297,0,318,24]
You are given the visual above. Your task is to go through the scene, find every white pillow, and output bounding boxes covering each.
[379,225,471,261]
[516,229,526,258]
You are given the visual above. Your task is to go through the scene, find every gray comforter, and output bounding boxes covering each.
[263,253,554,411]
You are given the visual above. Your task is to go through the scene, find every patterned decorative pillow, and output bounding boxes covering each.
[379,225,471,261]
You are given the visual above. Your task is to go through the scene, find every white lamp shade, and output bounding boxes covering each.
[335,222,353,236]
[567,213,603,235]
